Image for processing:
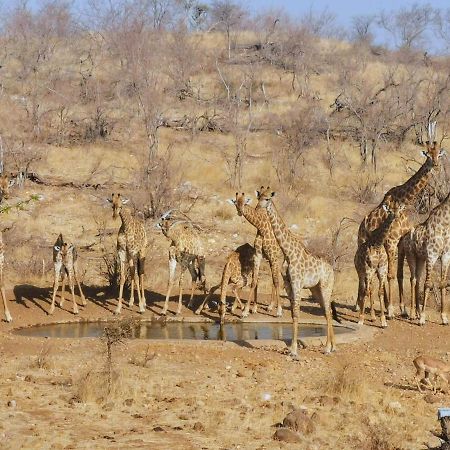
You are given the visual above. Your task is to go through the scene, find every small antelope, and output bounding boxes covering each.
[413,355,450,393]
[195,243,257,323]
[49,234,86,315]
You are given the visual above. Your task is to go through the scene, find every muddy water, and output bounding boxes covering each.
[14,321,354,341]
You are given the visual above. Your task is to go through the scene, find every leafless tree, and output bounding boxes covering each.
[351,14,376,44]
[209,0,247,59]
[378,4,436,50]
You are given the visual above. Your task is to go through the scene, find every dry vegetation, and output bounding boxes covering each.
[0,1,450,449]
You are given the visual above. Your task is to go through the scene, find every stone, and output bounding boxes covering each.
[424,393,439,404]
[7,400,16,408]
[193,421,205,432]
[124,398,133,407]
[273,428,302,443]
[283,409,315,435]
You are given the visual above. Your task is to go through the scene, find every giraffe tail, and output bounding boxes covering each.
[331,301,341,323]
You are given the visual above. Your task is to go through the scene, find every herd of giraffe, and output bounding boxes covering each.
[0,124,449,358]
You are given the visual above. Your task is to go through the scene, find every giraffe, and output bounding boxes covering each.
[0,173,14,322]
[256,186,337,357]
[357,122,444,318]
[228,192,284,317]
[0,232,11,322]
[195,243,257,322]
[108,193,147,315]
[397,191,450,325]
[355,204,404,328]
[49,233,87,315]
[158,214,207,315]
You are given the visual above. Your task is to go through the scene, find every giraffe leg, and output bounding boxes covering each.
[312,281,336,354]
[358,271,372,326]
[162,256,176,315]
[369,284,376,322]
[69,274,78,315]
[377,271,387,328]
[60,271,67,308]
[49,266,61,315]
[138,257,146,313]
[176,268,185,316]
[440,254,449,325]
[129,277,135,308]
[231,286,244,314]
[397,241,408,318]
[115,251,126,315]
[269,259,282,317]
[420,254,438,326]
[195,284,219,315]
[74,271,86,306]
[288,276,302,358]
[0,269,11,322]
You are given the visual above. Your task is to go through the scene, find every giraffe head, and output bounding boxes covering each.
[227,192,251,216]
[0,173,15,201]
[255,186,275,210]
[108,193,129,219]
[53,233,73,262]
[422,121,445,167]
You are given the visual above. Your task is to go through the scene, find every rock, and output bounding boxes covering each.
[124,398,133,407]
[319,395,339,407]
[153,426,165,432]
[283,409,315,435]
[424,393,439,404]
[273,428,302,443]
[7,400,16,408]
[193,421,205,432]
[388,401,402,411]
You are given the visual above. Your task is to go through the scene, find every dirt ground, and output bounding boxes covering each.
[0,284,449,450]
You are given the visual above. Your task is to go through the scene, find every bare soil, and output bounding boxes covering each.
[0,285,448,450]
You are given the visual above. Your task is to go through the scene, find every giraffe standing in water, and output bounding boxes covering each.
[357,122,444,318]
[256,186,337,357]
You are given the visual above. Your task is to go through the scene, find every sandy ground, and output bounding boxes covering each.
[0,285,449,450]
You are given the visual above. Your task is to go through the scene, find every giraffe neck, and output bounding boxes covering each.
[240,205,265,230]
[369,213,395,247]
[119,208,135,231]
[265,202,298,259]
[393,158,433,204]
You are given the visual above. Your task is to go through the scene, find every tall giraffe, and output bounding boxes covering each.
[398,191,450,325]
[358,124,444,318]
[355,204,404,327]
[228,192,284,317]
[256,186,336,357]
[108,193,147,315]
[158,214,206,315]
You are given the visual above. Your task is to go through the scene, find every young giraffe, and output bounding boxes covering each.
[195,243,257,322]
[228,192,284,317]
[398,191,450,325]
[108,193,147,315]
[357,123,444,318]
[158,214,206,315]
[49,234,86,315]
[355,204,404,328]
[256,186,336,357]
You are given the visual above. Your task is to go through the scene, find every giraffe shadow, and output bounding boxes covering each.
[13,284,52,315]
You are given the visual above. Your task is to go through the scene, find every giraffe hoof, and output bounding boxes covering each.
[357,320,364,327]
[5,314,12,323]
[266,305,273,312]
[241,312,249,318]
[442,317,449,326]
[114,309,121,315]
[194,308,202,315]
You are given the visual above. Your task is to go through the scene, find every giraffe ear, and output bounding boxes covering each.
[106,198,113,204]
[421,149,428,158]
[271,192,276,198]
[226,198,236,205]
[54,245,60,252]
[121,198,130,205]
[8,178,15,188]
[255,190,260,198]
[245,197,252,205]
[439,149,446,157]
[382,204,389,212]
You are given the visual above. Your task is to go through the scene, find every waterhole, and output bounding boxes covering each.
[14,321,355,341]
